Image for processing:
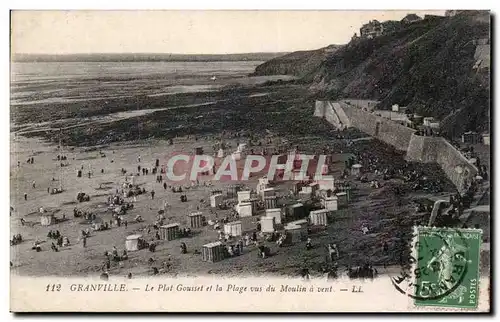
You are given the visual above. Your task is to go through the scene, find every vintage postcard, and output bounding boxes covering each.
[9,10,491,312]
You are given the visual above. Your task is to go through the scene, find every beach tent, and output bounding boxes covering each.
[223,221,242,236]
[125,234,146,251]
[202,241,225,263]
[159,223,180,241]
[188,212,204,228]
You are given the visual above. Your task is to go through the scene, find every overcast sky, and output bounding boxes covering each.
[11,10,445,54]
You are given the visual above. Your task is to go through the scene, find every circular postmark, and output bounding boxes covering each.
[390,226,471,301]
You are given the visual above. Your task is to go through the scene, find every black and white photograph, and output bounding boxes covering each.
[8,9,491,312]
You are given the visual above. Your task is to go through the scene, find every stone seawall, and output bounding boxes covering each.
[406,134,478,191]
[474,44,490,69]
[315,100,478,192]
[331,102,352,128]
[314,101,351,129]
[314,101,327,118]
[338,101,415,151]
[406,134,439,162]
[434,139,478,192]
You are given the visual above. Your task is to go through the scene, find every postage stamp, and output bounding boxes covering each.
[412,226,482,308]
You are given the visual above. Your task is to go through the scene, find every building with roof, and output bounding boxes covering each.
[360,20,384,39]
[401,14,422,24]
[482,133,490,146]
[359,19,404,39]
[462,131,481,144]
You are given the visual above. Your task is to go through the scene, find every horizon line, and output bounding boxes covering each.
[12,51,306,56]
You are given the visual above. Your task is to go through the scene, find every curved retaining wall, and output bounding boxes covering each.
[338,101,415,151]
[314,100,478,192]
[406,134,439,162]
[433,139,478,192]
[331,102,352,128]
[314,101,351,129]
[406,134,478,191]
[314,101,327,118]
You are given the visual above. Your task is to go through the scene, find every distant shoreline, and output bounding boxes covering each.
[12,52,288,63]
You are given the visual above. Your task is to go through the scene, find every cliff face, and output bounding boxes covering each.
[312,12,490,137]
[255,11,490,137]
[252,45,342,77]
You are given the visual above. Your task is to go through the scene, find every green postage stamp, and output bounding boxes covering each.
[412,226,482,308]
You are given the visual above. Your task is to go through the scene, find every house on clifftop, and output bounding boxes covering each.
[359,19,402,39]
[445,10,471,17]
[401,14,422,24]
[360,20,384,39]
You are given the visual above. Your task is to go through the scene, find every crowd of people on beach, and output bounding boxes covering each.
[11,129,489,282]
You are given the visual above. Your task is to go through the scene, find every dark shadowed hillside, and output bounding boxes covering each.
[252,45,342,77]
[254,11,490,138]
[311,12,490,136]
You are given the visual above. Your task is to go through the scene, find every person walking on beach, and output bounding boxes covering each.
[151,190,155,200]
[32,180,36,188]
[24,193,27,201]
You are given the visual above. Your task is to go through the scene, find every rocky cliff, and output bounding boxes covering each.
[256,11,491,137]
